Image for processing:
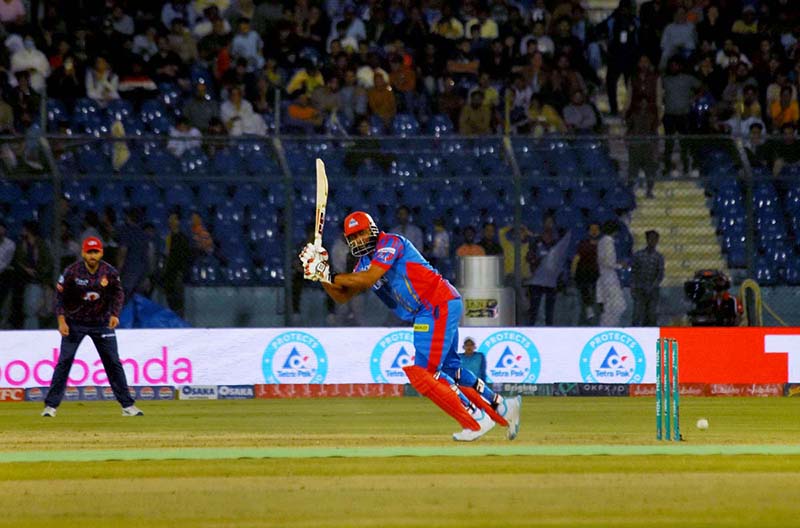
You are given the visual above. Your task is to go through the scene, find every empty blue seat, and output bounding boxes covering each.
[537,184,563,210]
[427,114,454,136]
[164,183,195,209]
[605,185,635,211]
[0,181,23,204]
[106,99,133,121]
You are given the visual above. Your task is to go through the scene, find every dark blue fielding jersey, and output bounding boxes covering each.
[55,260,124,326]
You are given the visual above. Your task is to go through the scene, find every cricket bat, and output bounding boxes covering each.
[314,158,328,250]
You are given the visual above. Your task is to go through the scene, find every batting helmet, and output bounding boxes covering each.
[343,211,380,257]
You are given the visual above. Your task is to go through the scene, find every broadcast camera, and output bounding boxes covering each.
[684,269,741,326]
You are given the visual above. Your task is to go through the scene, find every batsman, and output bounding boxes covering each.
[299,211,521,441]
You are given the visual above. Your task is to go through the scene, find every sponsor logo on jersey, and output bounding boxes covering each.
[82,291,100,301]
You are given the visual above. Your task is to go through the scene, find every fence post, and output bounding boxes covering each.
[271,136,294,326]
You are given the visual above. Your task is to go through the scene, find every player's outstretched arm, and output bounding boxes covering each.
[322,265,387,304]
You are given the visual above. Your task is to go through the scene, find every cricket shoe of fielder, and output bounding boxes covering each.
[498,395,522,440]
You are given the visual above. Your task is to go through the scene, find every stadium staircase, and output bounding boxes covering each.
[630,180,729,286]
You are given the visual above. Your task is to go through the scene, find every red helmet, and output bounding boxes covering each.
[343,211,380,257]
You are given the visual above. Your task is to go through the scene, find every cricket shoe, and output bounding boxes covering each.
[122,405,144,417]
[499,395,522,440]
[453,407,495,442]
[41,406,57,417]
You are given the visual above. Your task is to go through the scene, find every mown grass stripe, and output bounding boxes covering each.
[3,444,800,463]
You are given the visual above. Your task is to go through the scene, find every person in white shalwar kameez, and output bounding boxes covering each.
[596,221,626,326]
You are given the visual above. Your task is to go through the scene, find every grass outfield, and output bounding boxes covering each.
[0,397,799,527]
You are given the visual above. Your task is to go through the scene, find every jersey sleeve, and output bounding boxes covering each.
[108,269,124,317]
[54,268,69,316]
[370,234,404,270]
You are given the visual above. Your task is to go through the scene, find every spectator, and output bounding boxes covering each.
[744,122,770,168]
[770,123,800,176]
[10,221,53,329]
[10,33,50,93]
[367,72,397,128]
[132,26,160,62]
[182,82,219,131]
[662,56,700,176]
[499,224,533,283]
[162,212,192,317]
[194,5,231,39]
[459,90,492,134]
[85,56,120,108]
[638,0,668,66]
[479,222,503,256]
[548,54,586,110]
[162,0,198,29]
[286,61,325,96]
[715,39,750,72]
[571,222,601,325]
[230,16,263,72]
[527,93,565,135]
[300,5,330,51]
[430,218,451,275]
[456,226,486,257]
[731,6,759,54]
[390,205,424,251]
[111,4,135,36]
[460,337,487,380]
[630,229,664,326]
[766,69,795,110]
[116,208,151,300]
[447,38,480,83]
[311,75,343,115]
[0,221,16,326]
[525,216,571,326]
[598,0,639,116]
[432,4,464,40]
[287,91,324,133]
[168,17,198,64]
[220,85,267,135]
[628,54,658,116]
[0,0,25,31]
[769,86,799,130]
[388,54,416,114]
[9,71,40,132]
[190,212,215,257]
[596,220,626,327]
[148,35,185,86]
[659,7,697,70]
[118,57,158,107]
[483,38,513,80]
[339,68,368,122]
[167,116,202,157]
[336,5,367,44]
[626,98,660,197]
[696,5,727,52]
[47,55,84,110]
[563,90,597,133]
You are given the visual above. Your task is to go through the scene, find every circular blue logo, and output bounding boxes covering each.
[370,330,415,383]
[263,331,328,384]
[580,330,646,383]
[477,330,540,383]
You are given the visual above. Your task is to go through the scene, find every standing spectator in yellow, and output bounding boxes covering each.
[770,86,799,130]
[286,61,324,96]
[459,90,492,134]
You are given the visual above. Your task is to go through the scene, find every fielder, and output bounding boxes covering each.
[41,237,143,417]
[299,211,521,441]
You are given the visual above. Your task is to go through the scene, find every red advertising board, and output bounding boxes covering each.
[255,383,403,399]
[0,388,24,401]
[661,328,799,383]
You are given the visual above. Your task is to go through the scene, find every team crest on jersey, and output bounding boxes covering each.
[100,276,108,287]
[370,330,415,383]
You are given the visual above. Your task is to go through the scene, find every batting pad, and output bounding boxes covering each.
[460,387,509,427]
[403,366,480,431]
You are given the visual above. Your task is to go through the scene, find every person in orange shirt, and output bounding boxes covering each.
[456,226,486,257]
[770,86,799,130]
[367,72,397,127]
[388,55,416,113]
[287,91,323,132]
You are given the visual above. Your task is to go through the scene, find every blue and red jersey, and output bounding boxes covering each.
[55,260,124,326]
[354,232,459,321]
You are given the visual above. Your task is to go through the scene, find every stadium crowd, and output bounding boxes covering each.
[1,0,800,328]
